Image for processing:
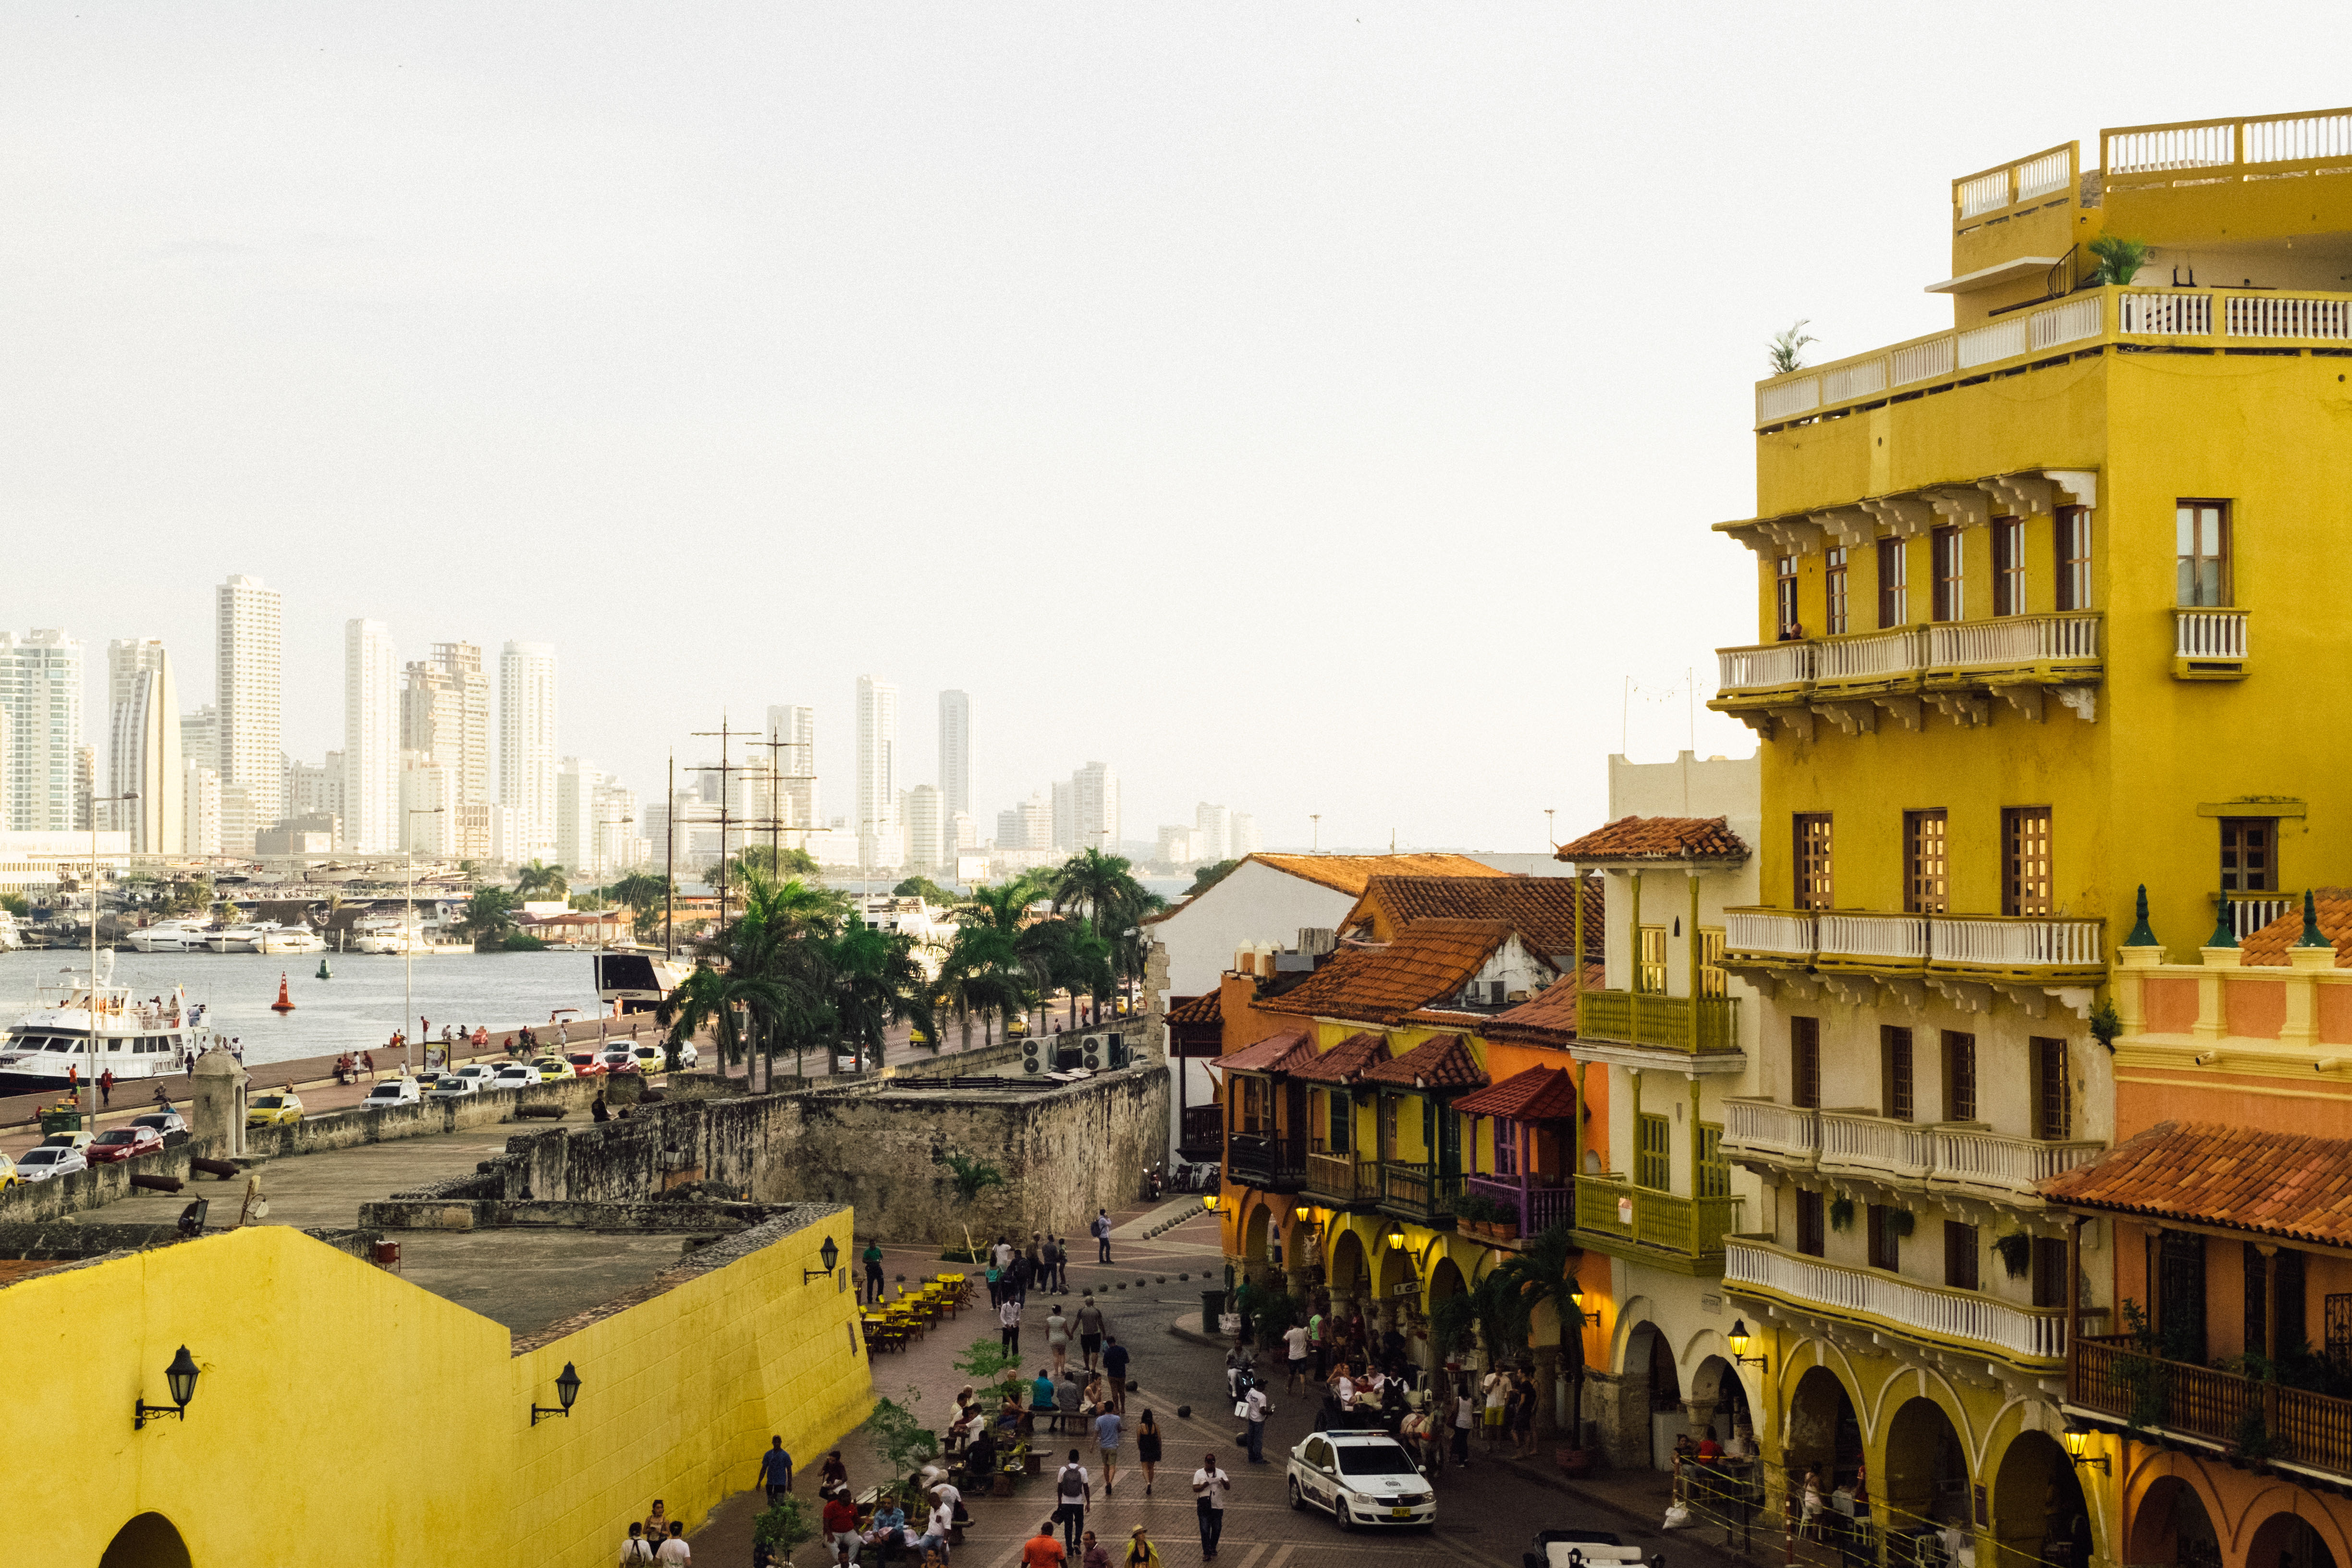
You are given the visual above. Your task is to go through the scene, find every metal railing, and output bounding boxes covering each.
[1575,991,1742,1054]
[1576,1174,1741,1260]
[2073,1334,2352,1479]
[1727,1236,2075,1366]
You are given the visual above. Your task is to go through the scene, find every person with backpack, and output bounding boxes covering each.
[1053,1448,1092,1550]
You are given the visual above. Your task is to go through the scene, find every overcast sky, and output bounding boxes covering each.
[4,5,2346,852]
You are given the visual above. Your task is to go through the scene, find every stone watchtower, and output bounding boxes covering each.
[190,1047,246,1161]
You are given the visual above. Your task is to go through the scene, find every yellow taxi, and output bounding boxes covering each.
[530,1057,576,1082]
[1006,1013,1031,1039]
[246,1089,305,1127]
[0,1149,16,1189]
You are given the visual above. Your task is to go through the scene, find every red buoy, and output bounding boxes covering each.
[270,973,296,1013]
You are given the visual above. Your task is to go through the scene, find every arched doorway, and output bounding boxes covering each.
[1786,1365,1863,1494]
[2129,1476,2220,1568]
[1885,1397,1972,1540]
[1427,1256,1470,1361]
[1622,1321,1683,1470]
[1376,1236,1412,1328]
[2248,1511,2340,1568]
[102,1514,191,1568]
[1242,1203,1272,1271]
[1330,1228,1371,1308]
[1689,1354,1750,1446]
[1992,1431,2089,1568]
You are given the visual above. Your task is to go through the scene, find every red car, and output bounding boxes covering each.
[86,1125,165,1164]
[564,1051,609,1078]
[597,1050,641,1075]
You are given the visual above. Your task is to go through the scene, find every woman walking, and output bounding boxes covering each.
[1135,1409,1163,1496]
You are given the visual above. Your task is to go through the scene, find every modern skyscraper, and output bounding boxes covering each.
[1230,812,1262,855]
[1071,761,1120,855]
[0,630,85,833]
[216,576,282,853]
[854,675,900,869]
[1051,779,1076,854]
[499,641,558,862]
[906,784,945,870]
[938,690,971,821]
[182,761,221,857]
[403,642,492,859]
[180,705,218,774]
[766,705,818,829]
[343,619,400,853]
[106,643,182,853]
[554,758,601,876]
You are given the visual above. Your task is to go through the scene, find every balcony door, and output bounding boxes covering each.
[2158,1231,2207,1363]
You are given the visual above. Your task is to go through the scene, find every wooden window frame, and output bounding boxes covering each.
[1796,1188,1825,1258]
[1791,1016,1822,1110]
[1794,813,1833,911]
[1636,924,1668,997]
[2032,1036,2072,1141]
[1776,555,1801,639]
[2176,501,2231,609]
[2220,817,2277,894]
[1904,808,1949,915]
[1993,517,2027,617]
[2056,505,2093,612]
[1881,1026,1915,1123]
[1931,525,1965,623]
[1636,1112,1672,1193]
[1698,927,1727,999]
[1942,1031,1977,1122]
[2002,806,2054,918]
[1824,546,1850,636]
[1697,1124,1728,1200]
[1944,1221,1981,1291]
[1867,1204,1901,1272]
[1877,537,1909,628]
[1493,1115,1520,1177]
[2033,1237,2072,1310]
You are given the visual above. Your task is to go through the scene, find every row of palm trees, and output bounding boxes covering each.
[655,848,1164,1086]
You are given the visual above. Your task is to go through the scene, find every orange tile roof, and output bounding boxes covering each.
[1453,1065,1579,1120]
[1258,918,1527,1025]
[1244,852,1509,898]
[1555,816,1750,864]
[2041,1121,2352,1247]
[1164,992,1223,1026]
[2239,889,2352,966]
[1358,1032,1488,1090]
[1476,968,1604,1045]
[1290,1030,1388,1084]
[1338,874,1603,961]
[1213,1029,1316,1075]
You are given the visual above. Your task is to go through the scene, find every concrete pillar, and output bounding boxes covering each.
[190,1047,244,1160]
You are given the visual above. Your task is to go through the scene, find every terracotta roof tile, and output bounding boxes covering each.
[1290,1030,1387,1084]
[1475,968,1605,1045]
[1164,992,1222,1026]
[1211,1029,1317,1075]
[1453,1065,1579,1120]
[1358,1032,1489,1090]
[1337,874,1603,962]
[2041,1121,2352,1247]
[1258,919,1530,1025]
[1244,852,1509,897]
[1555,816,1750,864]
[2239,889,2352,967]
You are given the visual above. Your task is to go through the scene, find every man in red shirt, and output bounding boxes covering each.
[1023,1519,1067,1568]
[823,1495,863,1565]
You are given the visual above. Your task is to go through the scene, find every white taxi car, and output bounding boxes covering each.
[1286,1428,1434,1531]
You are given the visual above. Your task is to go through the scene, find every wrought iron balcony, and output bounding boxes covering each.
[1575,991,1741,1055]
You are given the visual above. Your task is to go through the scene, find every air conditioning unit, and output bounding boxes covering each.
[1022,1038,1043,1074]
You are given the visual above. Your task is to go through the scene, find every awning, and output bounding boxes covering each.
[1357,1032,1488,1091]
[1206,1029,1315,1077]
[1452,1065,1578,1121]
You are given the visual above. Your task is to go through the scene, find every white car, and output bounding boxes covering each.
[131,1110,188,1139]
[1286,1429,1435,1531]
[361,1078,423,1109]
[428,1075,480,1101]
[16,1145,89,1182]
[490,1063,541,1090]
[449,1064,500,1085]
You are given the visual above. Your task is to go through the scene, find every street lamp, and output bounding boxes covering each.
[531,1361,583,1425]
[1385,1224,1407,1252]
[82,791,136,1128]
[134,1344,201,1430]
[2062,1419,2110,1474]
[404,807,446,1077]
[1727,1317,1769,1371]
[805,1236,841,1284]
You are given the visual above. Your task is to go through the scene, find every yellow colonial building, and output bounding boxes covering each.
[1711,101,2352,1568]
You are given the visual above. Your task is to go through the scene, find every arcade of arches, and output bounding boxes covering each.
[2124,1454,2352,1568]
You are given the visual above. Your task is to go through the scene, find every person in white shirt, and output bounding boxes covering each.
[1243,1384,1269,1464]
[1000,1295,1023,1357]
[1191,1453,1231,1559]
[656,1521,692,1565]
[620,1524,656,1565]
[1282,1322,1310,1393]
[907,1498,957,1559]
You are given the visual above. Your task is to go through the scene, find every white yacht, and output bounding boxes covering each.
[257,925,325,955]
[0,956,220,1094]
[0,909,21,952]
[127,919,215,954]
[206,923,267,954]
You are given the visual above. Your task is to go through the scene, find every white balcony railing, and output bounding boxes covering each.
[1930,917,2104,968]
[1725,909,1815,959]
[1957,317,2029,370]
[2107,108,2352,184]
[1929,1125,2107,1200]
[1816,628,1927,683]
[2226,294,2352,342]
[1927,612,2100,670]
[1757,376,1820,423]
[2119,291,2212,335]
[1726,1237,2074,1365]
[1722,1098,1820,1162]
[1816,913,1929,963]
[1717,642,1814,691]
[1821,1110,1938,1182]
[2176,608,2249,660]
[2031,294,2103,351]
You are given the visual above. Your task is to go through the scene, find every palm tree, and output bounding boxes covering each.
[1052,849,1164,1005]
[515,860,568,899]
[1487,1222,1585,1432]
[657,963,789,1077]
[819,922,933,1073]
[450,886,524,950]
[938,923,1031,1049]
[694,870,853,1087]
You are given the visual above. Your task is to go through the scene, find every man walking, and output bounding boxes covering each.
[657,1520,692,1565]
[1092,1208,1114,1263]
[1102,1335,1129,1413]
[1000,1292,1023,1356]
[1076,1293,1106,1371]
[1308,1305,1327,1381]
[758,1436,793,1506]
[1094,1404,1123,1496]
[621,1523,656,1564]
[1054,1448,1092,1551]
[1243,1382,1268,1464]
[1191,1451,1230,1559]
[1022,1519,1066,1568]
[863,1239,885,1305]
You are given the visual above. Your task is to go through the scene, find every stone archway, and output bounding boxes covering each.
[1689,1354,1748,1447]
[1330,1226,1371,1309]
[2130,1475,2221,1568]
[1242,1202,1272,1269]
[1786,1364,1863,1494]
[1376,1234,1413,1323]
[1992,1431,2089,1568]
[2248,1509,2340,1568]
[1427,1255,1470,1362]
[102,1514,192,1568]
[1885,1396,1972,1540]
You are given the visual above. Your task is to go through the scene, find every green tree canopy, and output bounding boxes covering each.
[451,885,525,950]
[891,875,955,904]
[1185,858,1242,898]
[514,860,568,898]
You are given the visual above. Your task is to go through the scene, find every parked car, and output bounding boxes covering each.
[1520,1531,1649,1568]
[449,1063,500,1085]
[564,1051,609,1078]
[0,1149,17,1188]
[37,1131,93,1153]
[1286,1428,1435,1531]
[599,1050,640,1074]
[428,1075,480,1102]
[246,1090,304,1127]
[530,1057,576,1082]
[16,1144,88,1182]
[87,1125,166,1164]
[629,1042,697,1071]
[1005,1014,1031,1039]
[130,1110,187,1138]
[489,1063,540,1090]
[360,1079,423,1109]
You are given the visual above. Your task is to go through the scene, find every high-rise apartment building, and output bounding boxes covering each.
[1193,803,1231,862]
[182,762,221,858]
[0,630,85,833]
[399,754,455,858]
[594,778,645,877]
[106,642,182,853]
[216,576,282,853]
[905,784,944,869]
[938,690,971,821]
[554,758,601,877]
[498,641,558,862]
[1229,812,1262,855]
[1071,761,1119,855]
[854,675,901,869]
[1051,779,1075,855]
[180,705,217,774]
[404,642,492,859]
[766,705,818,829]
[342,619,400,853]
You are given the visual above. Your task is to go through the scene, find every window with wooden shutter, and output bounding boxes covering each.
[1881,1026,1914,1123]
[1942,1031,1977,1122]
[1636,925,1668,996]
[1905,809,1948,915]
[2221,818,2277,893]
[1776,555,1801,639]
[1993,517,2027,617]
[1944,1221,1981,1291]
[1697,1124,1728,1199]
[1791,1016,1821,1110]
[1636,1114,1672,1192]
[2177,501,2230,608]
[1825,547,1850,635]
[2056,506,2093,612]
[1699,928,1727,998]
[1932,526,1964,622]
[2032,1036,2071,1140]
[1877,537,1909,627]
[1868,1205,1901,1271]
[2003,807,2053,917]
[1794,814,1833,910]
[1796,1189,1825,1257]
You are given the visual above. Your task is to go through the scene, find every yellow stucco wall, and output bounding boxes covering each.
[21,1216,873,1567]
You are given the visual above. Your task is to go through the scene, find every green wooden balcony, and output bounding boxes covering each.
[1574,1173,1741,1273]
[1574,991,1740,1055]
